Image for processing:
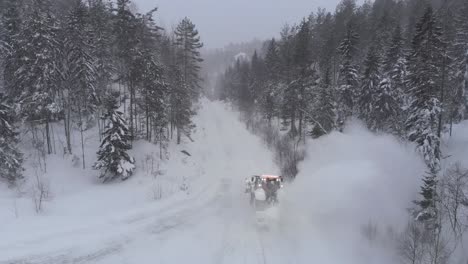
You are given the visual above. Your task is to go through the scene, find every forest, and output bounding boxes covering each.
[1,0,468,263]
[215,0,468,262]
[0,0,204,182]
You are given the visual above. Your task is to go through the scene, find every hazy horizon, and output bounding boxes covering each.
[133,0,346,49]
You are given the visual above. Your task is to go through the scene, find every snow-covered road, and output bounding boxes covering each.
[2,99,429,264]
[1,100,295,264]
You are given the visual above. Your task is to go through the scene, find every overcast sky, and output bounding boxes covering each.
[132,0,344,49]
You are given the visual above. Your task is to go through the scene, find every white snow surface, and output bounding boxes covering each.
[0,101,453,264]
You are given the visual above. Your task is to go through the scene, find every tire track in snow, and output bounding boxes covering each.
[1,180,226,264]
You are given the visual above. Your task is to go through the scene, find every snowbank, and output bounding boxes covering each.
[279,122,426,263]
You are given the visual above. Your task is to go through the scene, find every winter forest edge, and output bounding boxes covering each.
[1,0,468,263]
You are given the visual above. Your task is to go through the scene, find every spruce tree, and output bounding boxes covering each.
[0,0,22,97]
[0,95,23,184]
[172,18,203,144]
[406,7,446,173]
[358,45,381,128]
[371,76,400,133]
[168,63,195,144]
[64,0,99,168]
[16,0,61,155]
[94,96,135,182]
[249,51,265,114]
[414,173,438,223]
[406,7,447,222]
[311,67,336,138]
[174,17,204,97]
[261,39,281,123]
[88,0,114,100]
[294,20,312,136]
[450,0,468,122]
[382,25,407,135]
[133,12,168,144]
[114,0,138,139]
[337,23,359,130]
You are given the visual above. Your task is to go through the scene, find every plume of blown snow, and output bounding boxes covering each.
[279,122,426,263]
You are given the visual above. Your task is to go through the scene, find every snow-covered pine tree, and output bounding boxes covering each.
[248,51,265,114]
[337,22,359,131]
[0,0,22,97]
[174,17,204,98]
[414,172,438,223]
[94,95,135,182]
[16,0,61,155]
[406,7,447,222]
[133,11,168,144]
[260,39,281,123]
[311,67,335,138]
[64,0,99,168]
[172,18,203,144]
[449,0,468,122]
[358,45,381,129]
[168,63,195,145]
[114,0,138,139]
[0,95,23,184]
[294,20,312,137]
[382,25,407,135]
[406,6,446,173]
[138,57,168,144]
[236,58,252,114]
[371,76,400,133]
[278,25,297,131]
[88,0,114,101]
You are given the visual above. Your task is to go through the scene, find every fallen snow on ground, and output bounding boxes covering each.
[3,101,467,264]
[0,99,281,263]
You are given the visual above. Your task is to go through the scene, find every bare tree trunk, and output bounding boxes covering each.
[298,111,303,138]
[438,50,447,138]
[62,89,72,155]
[78,104,86,169]
[45,119,52,155]
[177,126,181,145]
[129,79,134,140]
[51,122,56,154]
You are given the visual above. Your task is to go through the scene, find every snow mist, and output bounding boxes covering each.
[279,122,426,263]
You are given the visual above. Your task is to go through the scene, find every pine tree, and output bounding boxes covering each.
[311,67,335,138]
[371,76,400,133]
[406,7,446,174]
[261,39,281,123]
[294,20,312,136]
[174,17,204,97]
[406,7,447,223]
[88,0,114,100]
[358,45,381,128]
[382,25,407,135]
[94,96,135,182]
[114,0,138,139]
[0,95,23,184]
[168,63,195,144]
[449,0,468,123]
[64,0,98,166]
[383,25,405,75]
[16,0,61,155]
[337,23,359,130]
[249,51,265,114]
[172,18,203,144]
[0,0,22,96]
[133,12,168,144]
[414,173,438,223]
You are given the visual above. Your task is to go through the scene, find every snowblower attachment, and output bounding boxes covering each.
[246,174,283,209]
[246,174,283,230]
